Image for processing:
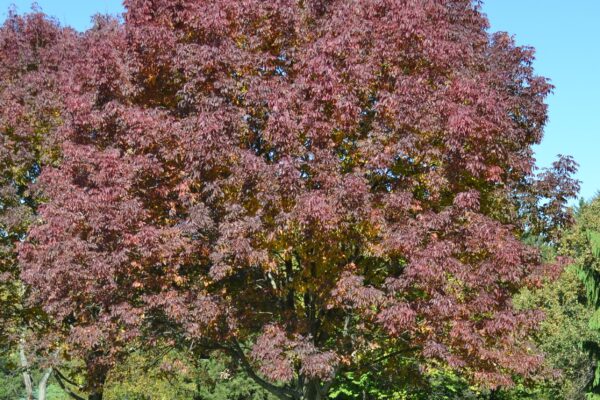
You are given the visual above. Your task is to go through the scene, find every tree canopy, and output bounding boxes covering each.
[0,1,579,399]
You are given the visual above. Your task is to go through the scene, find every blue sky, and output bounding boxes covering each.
[482,1,600,202]
[1,1,598,201]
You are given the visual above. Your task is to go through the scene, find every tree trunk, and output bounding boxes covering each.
[87,374,106,400]
[87,367,107,400]
[89,391,103,400]
[301,380,323,400]
[85,352,109,400]
[19,340,33,400]
[88,374,106,400]
[37,367,53,400]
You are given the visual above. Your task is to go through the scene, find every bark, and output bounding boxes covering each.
[37,367,53,400]
[87,371,107,400]
[19,339,33,400]
[89,392,103,400]
[88,377,106,400]
[302,380,323,400]
[85,352,109,400]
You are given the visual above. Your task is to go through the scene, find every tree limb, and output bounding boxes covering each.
[54,368,86,400]
[38,367,53,400]
[18,338,33,400]
[228,340,297,400]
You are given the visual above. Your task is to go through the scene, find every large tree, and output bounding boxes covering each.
[14,1,577,399]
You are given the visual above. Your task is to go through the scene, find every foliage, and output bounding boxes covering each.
[1,1,579,399]
[0,350,23,400]
[560,196,600,397]
[329,366,480,400]
[0,8,75,400]
[325,230,599,400]
[327,344,423,400]
[103,348,276,400]
[508,264,597,399]
[0,6,67,348]
[193,352,277,400]
[104,350,196,400]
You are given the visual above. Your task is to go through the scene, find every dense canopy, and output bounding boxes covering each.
[0,1,578,399]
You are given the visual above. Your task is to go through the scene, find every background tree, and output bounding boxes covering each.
[502,261,597,399]
[15,1,578,399]
[559,196,600,399]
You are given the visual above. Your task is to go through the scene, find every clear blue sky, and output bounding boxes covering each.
[1,1,599,201]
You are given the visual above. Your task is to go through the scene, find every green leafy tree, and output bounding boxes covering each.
[508,264,598,399]
[560,197,600,398]
[104,350,196,400]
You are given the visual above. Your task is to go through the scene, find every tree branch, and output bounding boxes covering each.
[363,348,416,368]
[228,340,297,400]
[54,368,85,400]
[54,368,82,388]
[145,345,175,371]
[18,339,33,400]
[38,367,53,400]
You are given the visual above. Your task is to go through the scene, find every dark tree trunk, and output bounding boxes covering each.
[87,372,107,400]
[89,392,103,400]
[85,356,108,400]
[301,379,324,400]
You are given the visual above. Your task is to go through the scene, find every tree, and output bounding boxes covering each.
[503,263,598,399]
[15,1,578,399]
[559,196,600,398]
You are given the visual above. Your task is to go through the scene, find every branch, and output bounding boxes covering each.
[228,340,297,400]
[38,367,53,400]
[18,339,33,399]
[53,371,86,400]
[39,367,53,387]
[38,348,60,400]
[362,348,416,368]
[145,345,175,371]
[54,368,83,388]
